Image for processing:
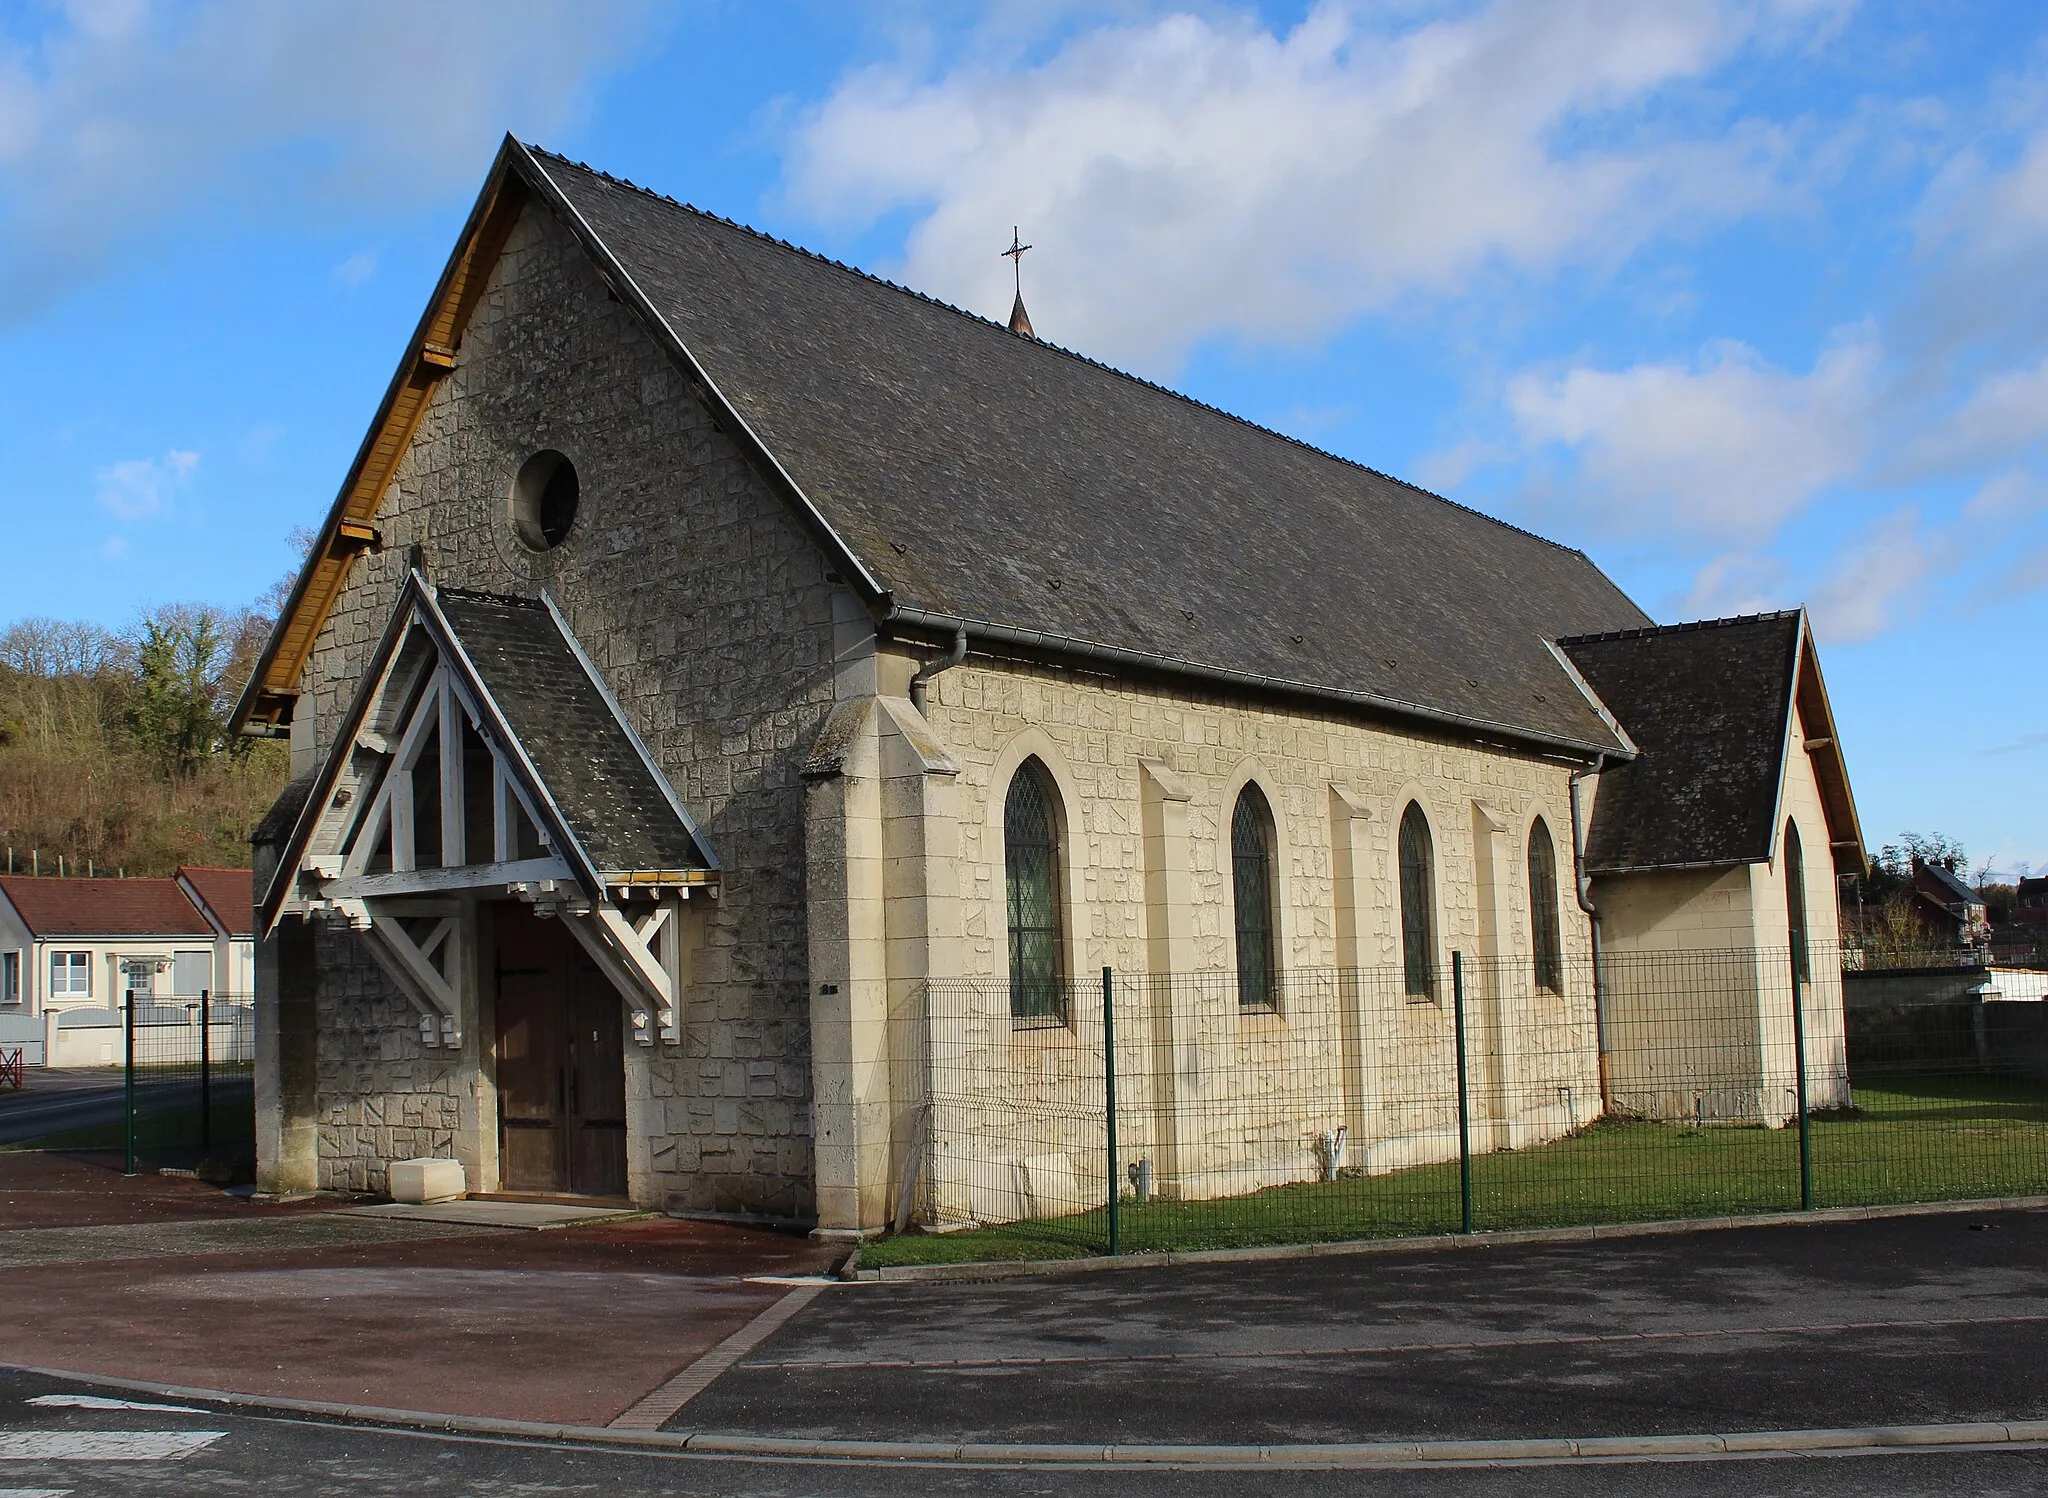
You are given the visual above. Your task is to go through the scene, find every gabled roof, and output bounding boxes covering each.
[176,866,255,938]
[1916,859,1982,910]
[1558,611,1863,874]
[435,588,713,878]
[0,876,215,939]
[237,136,1651,759]
[260,573,714,928]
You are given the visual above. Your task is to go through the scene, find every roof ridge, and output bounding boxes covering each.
[1556,609,1802,647]
[522,144,1587,560]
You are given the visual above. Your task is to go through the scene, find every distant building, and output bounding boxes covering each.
[2011,875,2048,931]
[1912,858,1989,948]
[0,869,254,1065]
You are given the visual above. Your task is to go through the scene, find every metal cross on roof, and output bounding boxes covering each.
[1001,226,1033,294]
[1001,227,1036,338]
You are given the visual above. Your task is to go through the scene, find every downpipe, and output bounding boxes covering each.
[908,626,968,716]
[1569,754,1613,1113]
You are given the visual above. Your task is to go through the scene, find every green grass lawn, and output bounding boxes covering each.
[863,1074,2048,1268]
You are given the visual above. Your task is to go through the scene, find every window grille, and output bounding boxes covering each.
[49,951,90,997]
[1005,758,1066,1022]
[1399,803,1437,999]
[1786,820,1810,984]
[1232,784,1278,1009]
[1528,816,1564,993]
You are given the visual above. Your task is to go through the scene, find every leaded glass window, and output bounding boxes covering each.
[1398,802,1437,1000]
[1786,820,1809,985]
[1005,758,1066,1021]
[1528,816,1563,994]
[1232,783,1278,1009]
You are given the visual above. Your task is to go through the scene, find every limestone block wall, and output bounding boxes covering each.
[292,202,834,1214]
[1592,698,1852,1123]
[916,659,1603,1222]
[311,924,460,1194]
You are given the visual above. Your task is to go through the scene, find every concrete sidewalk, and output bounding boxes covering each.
[0,1152,840,1426]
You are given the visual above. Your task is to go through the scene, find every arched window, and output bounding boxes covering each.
[1527,817,1564,994]
[1005,758,1066,1021]
[1786,820,1809,985]
[1398,802,1437,1000]
[1231,783,1279,1009]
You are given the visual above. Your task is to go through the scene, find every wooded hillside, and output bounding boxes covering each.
[0,603,290,877]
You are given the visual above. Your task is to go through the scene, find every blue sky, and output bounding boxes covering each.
[3,0,2045,875]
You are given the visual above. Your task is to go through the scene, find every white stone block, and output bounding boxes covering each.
[389,1157,466,1204]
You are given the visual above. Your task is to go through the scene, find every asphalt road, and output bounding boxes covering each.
[0,1069,250,1145]
[0,1368,2043,1497]
[689,1207,2048,1448]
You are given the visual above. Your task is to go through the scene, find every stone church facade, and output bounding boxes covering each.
[238,139,1865,1233]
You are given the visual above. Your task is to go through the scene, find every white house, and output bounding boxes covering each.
[0,869,255,1066]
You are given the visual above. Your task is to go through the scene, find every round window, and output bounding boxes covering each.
[510,450,579,551]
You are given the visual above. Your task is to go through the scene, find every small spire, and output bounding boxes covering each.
[1001,226,1035,339]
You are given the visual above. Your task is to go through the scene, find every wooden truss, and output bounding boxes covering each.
[287,621,693,1047]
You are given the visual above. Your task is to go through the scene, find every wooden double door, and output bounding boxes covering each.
[493,902,627,1197]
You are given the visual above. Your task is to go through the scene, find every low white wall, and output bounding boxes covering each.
[44,1007,255,1068]
[0,1010,43,1066]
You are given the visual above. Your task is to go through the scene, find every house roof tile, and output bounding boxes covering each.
[0,876,215,939]
[176,866,256,938]
[1558,613,1803,872]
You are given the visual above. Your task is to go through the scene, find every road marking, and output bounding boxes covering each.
[27,1395,205,1413]
[608,1285,825,1431]
[0,1431,225,1461]
[741,1309,2048,1372]
[0,1488,71,1496]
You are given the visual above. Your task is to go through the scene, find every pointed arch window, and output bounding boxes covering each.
[1005,757,1066,1022]
[1231,783,1279,1010]
[1786,820,1810,985]
[1528,817,1564,994]
[1398,802,1438,1000]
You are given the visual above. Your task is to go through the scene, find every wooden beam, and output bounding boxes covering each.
[254,172,529,707]
[323,856,573,901]
[439,675,464,867]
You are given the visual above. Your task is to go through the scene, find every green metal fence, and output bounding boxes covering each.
[121,988,256,1175]
[880,946,2048,1263]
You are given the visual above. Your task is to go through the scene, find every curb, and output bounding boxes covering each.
[8,1364,2047,1468]
[857,1196,2048,1283]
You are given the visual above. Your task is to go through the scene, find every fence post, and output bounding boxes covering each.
[123,987,137,1177]
[1790,952,1812,1210]
[1452,952,1473,1234]
[199,988,212,1161]
[1103,966,1120,1257]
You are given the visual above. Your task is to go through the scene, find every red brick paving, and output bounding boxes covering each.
[0,1151,841,1424]
[0,1150,329,1228]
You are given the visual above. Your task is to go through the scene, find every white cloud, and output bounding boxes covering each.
[1503,332,1876,540]
[1676,551,1788,618]
[0,0,658,320]
[1910,357,2048,470]
[1807,507,1946,643]
[333,250,377,288]
[786,0,1833,371]
[95,447,197,519]
[1964,469,2048,525]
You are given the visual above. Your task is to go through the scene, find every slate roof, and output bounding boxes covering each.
[1916,860,1982,910]
[0,877,215,938]
[1557,614,1803,873]
[526,148,1652,755]
[177,867,255,937]
[437,589,712,878]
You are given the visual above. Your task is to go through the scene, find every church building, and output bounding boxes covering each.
[236,138,1864,1231]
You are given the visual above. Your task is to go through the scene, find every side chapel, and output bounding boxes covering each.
[237,138,1865,1230]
